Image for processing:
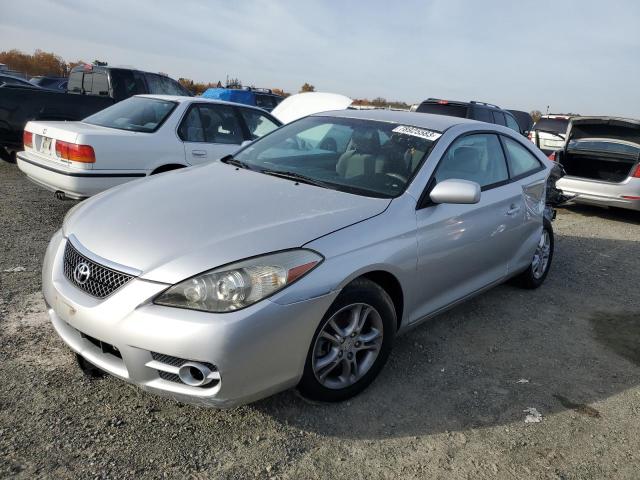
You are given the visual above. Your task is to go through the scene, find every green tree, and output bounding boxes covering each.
[299,82,315,93]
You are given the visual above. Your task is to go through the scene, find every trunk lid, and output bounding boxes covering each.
[24,120,140,167]
[271,92,353,124]
[568,117,640,145]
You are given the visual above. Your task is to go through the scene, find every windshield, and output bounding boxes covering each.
[83,97,176,132]
[234,116,440,198]
[568,139,640,155]
[533,118,569,134]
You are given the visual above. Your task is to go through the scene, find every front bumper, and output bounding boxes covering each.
[557,176,640,211]
[43,230,337,407]
[17,151,144,199]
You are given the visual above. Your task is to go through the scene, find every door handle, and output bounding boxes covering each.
[191,150,207,157]
[506,204,521,216]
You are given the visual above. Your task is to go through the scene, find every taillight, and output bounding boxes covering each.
[548,151,556,161]
[632,163,640,178]
[23,130,33,148]
[55,140,95,163]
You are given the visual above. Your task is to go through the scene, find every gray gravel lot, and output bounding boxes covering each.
[1,159,639,479]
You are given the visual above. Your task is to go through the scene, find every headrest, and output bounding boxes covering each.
[451,146,482,173]
[351,129,380,154]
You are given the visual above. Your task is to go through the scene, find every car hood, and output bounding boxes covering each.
[63,162,390,284]
[271,92,352,124]
[568,117,640,145]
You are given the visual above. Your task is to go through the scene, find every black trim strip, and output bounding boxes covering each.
[18,155,146,178]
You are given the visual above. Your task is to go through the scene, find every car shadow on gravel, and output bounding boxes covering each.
[560,204,640,225]
[252,234,640,439]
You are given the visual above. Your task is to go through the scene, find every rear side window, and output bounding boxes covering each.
[474,108,493,122]
[533,118,569,134]
[238,109,280,139]
[505,113,521,133]
[179,104,243,144]
[416,102,468,118]
[501,136,543,178]
[435,133,509,189]
[178,107,204,142]
[146,74,190,96]
[110,69,146,100]
[255,94,276,110]
[492,111,506,126]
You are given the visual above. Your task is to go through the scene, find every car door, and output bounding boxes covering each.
[500,135,548,273]
[179,103,245,165]
[411,132,524,321]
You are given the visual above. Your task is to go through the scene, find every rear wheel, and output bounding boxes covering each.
[514,218,554,289]
[298,278,395,402]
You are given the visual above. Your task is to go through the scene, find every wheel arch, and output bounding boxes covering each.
[150,163,187,175]
[356,270,404,331]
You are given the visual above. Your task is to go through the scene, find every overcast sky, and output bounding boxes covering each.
[1,0,639,117]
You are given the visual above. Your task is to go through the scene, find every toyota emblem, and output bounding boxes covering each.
[73,262,91,285]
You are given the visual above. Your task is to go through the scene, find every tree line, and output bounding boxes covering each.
[0,49,543,116]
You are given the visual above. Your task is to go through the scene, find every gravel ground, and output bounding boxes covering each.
[1,159,639,479]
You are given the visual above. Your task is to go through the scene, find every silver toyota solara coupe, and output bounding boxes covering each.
[43,110,555,407]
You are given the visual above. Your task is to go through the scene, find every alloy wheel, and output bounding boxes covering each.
[312,303,384,390]
[532,228,551,279]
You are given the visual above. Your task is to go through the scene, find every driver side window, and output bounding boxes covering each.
[435,133,509,189]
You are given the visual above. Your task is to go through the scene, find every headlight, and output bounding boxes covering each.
[154,249,323,313]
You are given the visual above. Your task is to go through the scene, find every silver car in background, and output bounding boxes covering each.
[556,117,640,211]
[43,110,554,407]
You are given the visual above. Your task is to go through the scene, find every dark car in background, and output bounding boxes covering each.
[0,64,191,162]
[30,76,68,91]
[416,98,523,134]
[508,110,534,135]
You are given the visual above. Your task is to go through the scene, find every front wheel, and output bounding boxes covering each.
[513,218,554,289]
[298,278,396,402]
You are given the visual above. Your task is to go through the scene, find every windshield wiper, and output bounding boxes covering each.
[220,155,251,169]
[260,169,334,189]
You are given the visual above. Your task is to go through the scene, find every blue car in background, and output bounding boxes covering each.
[202,86,284,112]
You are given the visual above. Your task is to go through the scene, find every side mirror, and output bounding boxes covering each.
[430,179,481,204]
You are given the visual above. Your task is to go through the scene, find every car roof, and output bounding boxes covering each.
[136,94,269,111]
[313,108,481,131]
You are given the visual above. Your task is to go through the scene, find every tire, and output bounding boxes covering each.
[298,278,396,402]
[75,353,106,379]
[513,218,554,289]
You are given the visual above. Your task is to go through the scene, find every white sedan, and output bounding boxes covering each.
[17,95,282,199]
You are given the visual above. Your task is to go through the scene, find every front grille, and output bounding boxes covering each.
[80,332,122,359]
[63,241,133,298]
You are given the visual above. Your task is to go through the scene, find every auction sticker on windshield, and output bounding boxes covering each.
[392,125,442,141]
